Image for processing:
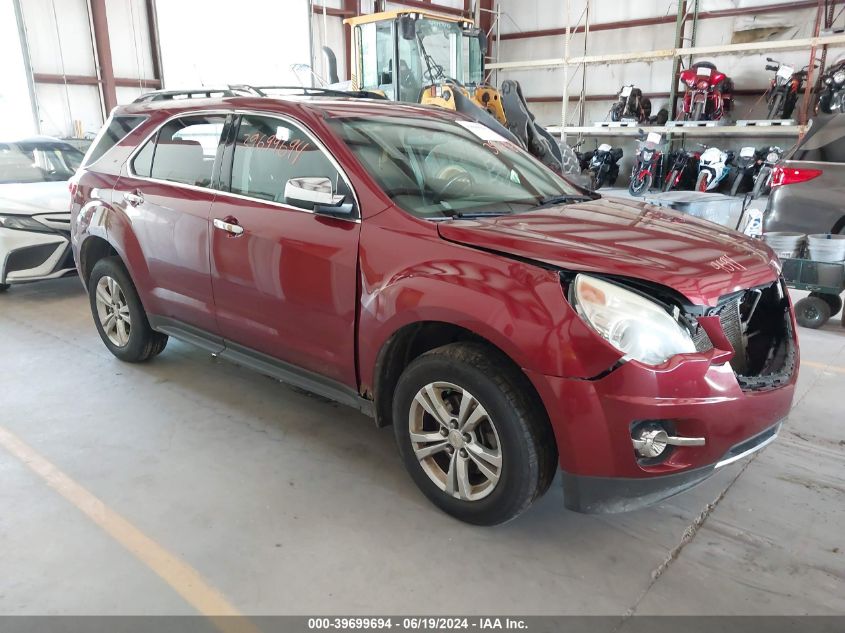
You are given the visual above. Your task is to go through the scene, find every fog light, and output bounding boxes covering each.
[632,424,706,458]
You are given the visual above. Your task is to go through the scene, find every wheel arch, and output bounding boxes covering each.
[830,215,845,235]
[78,235,119,286]
[371,320,551,441]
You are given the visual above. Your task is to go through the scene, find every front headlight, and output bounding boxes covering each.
[0,215,49,232]
[572,274,696,366]
[766,151,780,163]
[833,70,845,85]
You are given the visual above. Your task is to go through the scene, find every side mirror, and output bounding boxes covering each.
[284,177,352,216]
[399,15,416,41]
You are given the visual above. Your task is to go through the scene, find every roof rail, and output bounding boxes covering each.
[132,85,387,104]
[249,86,388,100]
[132,87,255,103]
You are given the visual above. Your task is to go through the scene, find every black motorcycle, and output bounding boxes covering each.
[730,146,764,196]
[750,146,783,199]
[609,85,651,122]
[662,148,700,192]
[587,144,622,189]
[818,59,845,114]
[764,58,808,119]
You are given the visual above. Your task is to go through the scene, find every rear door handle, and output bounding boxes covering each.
[123,191,144,206]
[213,218,244,236]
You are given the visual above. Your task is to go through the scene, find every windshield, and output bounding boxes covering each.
[397,18,481,100]
[0,142,84,184]
[329,114,583,219]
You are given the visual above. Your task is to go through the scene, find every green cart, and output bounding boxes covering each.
[781,258,845,329]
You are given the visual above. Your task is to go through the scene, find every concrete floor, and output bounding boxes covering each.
[1,277,843,616]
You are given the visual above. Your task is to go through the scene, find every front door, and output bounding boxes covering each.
[209,113,361,387]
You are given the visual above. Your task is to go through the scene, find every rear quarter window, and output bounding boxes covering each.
[83,115,147,167]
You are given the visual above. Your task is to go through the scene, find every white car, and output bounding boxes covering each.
[0,138,84,292]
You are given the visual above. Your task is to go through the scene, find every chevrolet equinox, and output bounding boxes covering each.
[70,95,798,525]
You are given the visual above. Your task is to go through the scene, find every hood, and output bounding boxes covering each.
[437,197,779,306]
[0,181,71,216]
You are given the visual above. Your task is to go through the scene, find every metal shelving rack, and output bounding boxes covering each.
[486,0,845,144]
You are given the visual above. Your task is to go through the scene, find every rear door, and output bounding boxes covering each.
[208,112,361,387]
[114,113,229,336]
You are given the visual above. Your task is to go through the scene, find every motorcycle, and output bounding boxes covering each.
[609,85,670,125]
[609,85,651,122]
[764,58,807,119]
[679,61,733,121]
[818,59,845,114]
[696,144,734,192]
[730,146,764,196]
[587,143,623,189]
[750,146,783,199]
[662,148,700,192]
[628,131,664,196]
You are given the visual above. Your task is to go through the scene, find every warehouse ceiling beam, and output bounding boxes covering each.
[88,0,117,112]
[497,0,842,41]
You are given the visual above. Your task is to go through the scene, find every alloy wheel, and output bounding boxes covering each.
[95,276,131,347]
[408,382,503,501]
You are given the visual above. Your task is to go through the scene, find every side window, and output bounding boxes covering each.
[228,115,352,212]
[358,21,395,97]
[83,115,146,167]
[134,115,226,187]
[132,139,154,177]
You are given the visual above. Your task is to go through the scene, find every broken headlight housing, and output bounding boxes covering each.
[572,274,696,366]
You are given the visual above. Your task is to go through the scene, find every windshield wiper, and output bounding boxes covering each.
[449,211,511,219]
[532,194,596,209]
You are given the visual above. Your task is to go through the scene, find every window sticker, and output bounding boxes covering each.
[456,120,508,143]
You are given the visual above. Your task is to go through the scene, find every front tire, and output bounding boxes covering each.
[751,166,770,198]
[629,171,652,196]
[88,257,168,362]
[0,283,9,293]
[392,343,556,526]
[767,92,783,119]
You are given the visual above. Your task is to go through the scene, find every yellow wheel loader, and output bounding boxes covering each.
[323,10,580,177]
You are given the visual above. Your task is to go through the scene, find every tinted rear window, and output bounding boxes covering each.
[790,115,845,163]
[83,115,147,166]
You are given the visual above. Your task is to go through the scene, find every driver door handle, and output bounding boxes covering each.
[213,217,244,236]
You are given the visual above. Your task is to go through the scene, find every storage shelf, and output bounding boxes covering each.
[546,124,805,138]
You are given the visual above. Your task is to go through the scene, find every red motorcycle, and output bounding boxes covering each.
[679,61,733,121]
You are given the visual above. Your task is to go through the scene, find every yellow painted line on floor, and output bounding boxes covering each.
[802,360,845,374]
[0,425,260,633]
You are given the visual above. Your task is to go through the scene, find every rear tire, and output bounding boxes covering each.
[88,257,168,362]
[795,296,831,329]
[392,343,556,526]
[810,292,843,318]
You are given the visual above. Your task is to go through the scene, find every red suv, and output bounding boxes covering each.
[71,94,798,525]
